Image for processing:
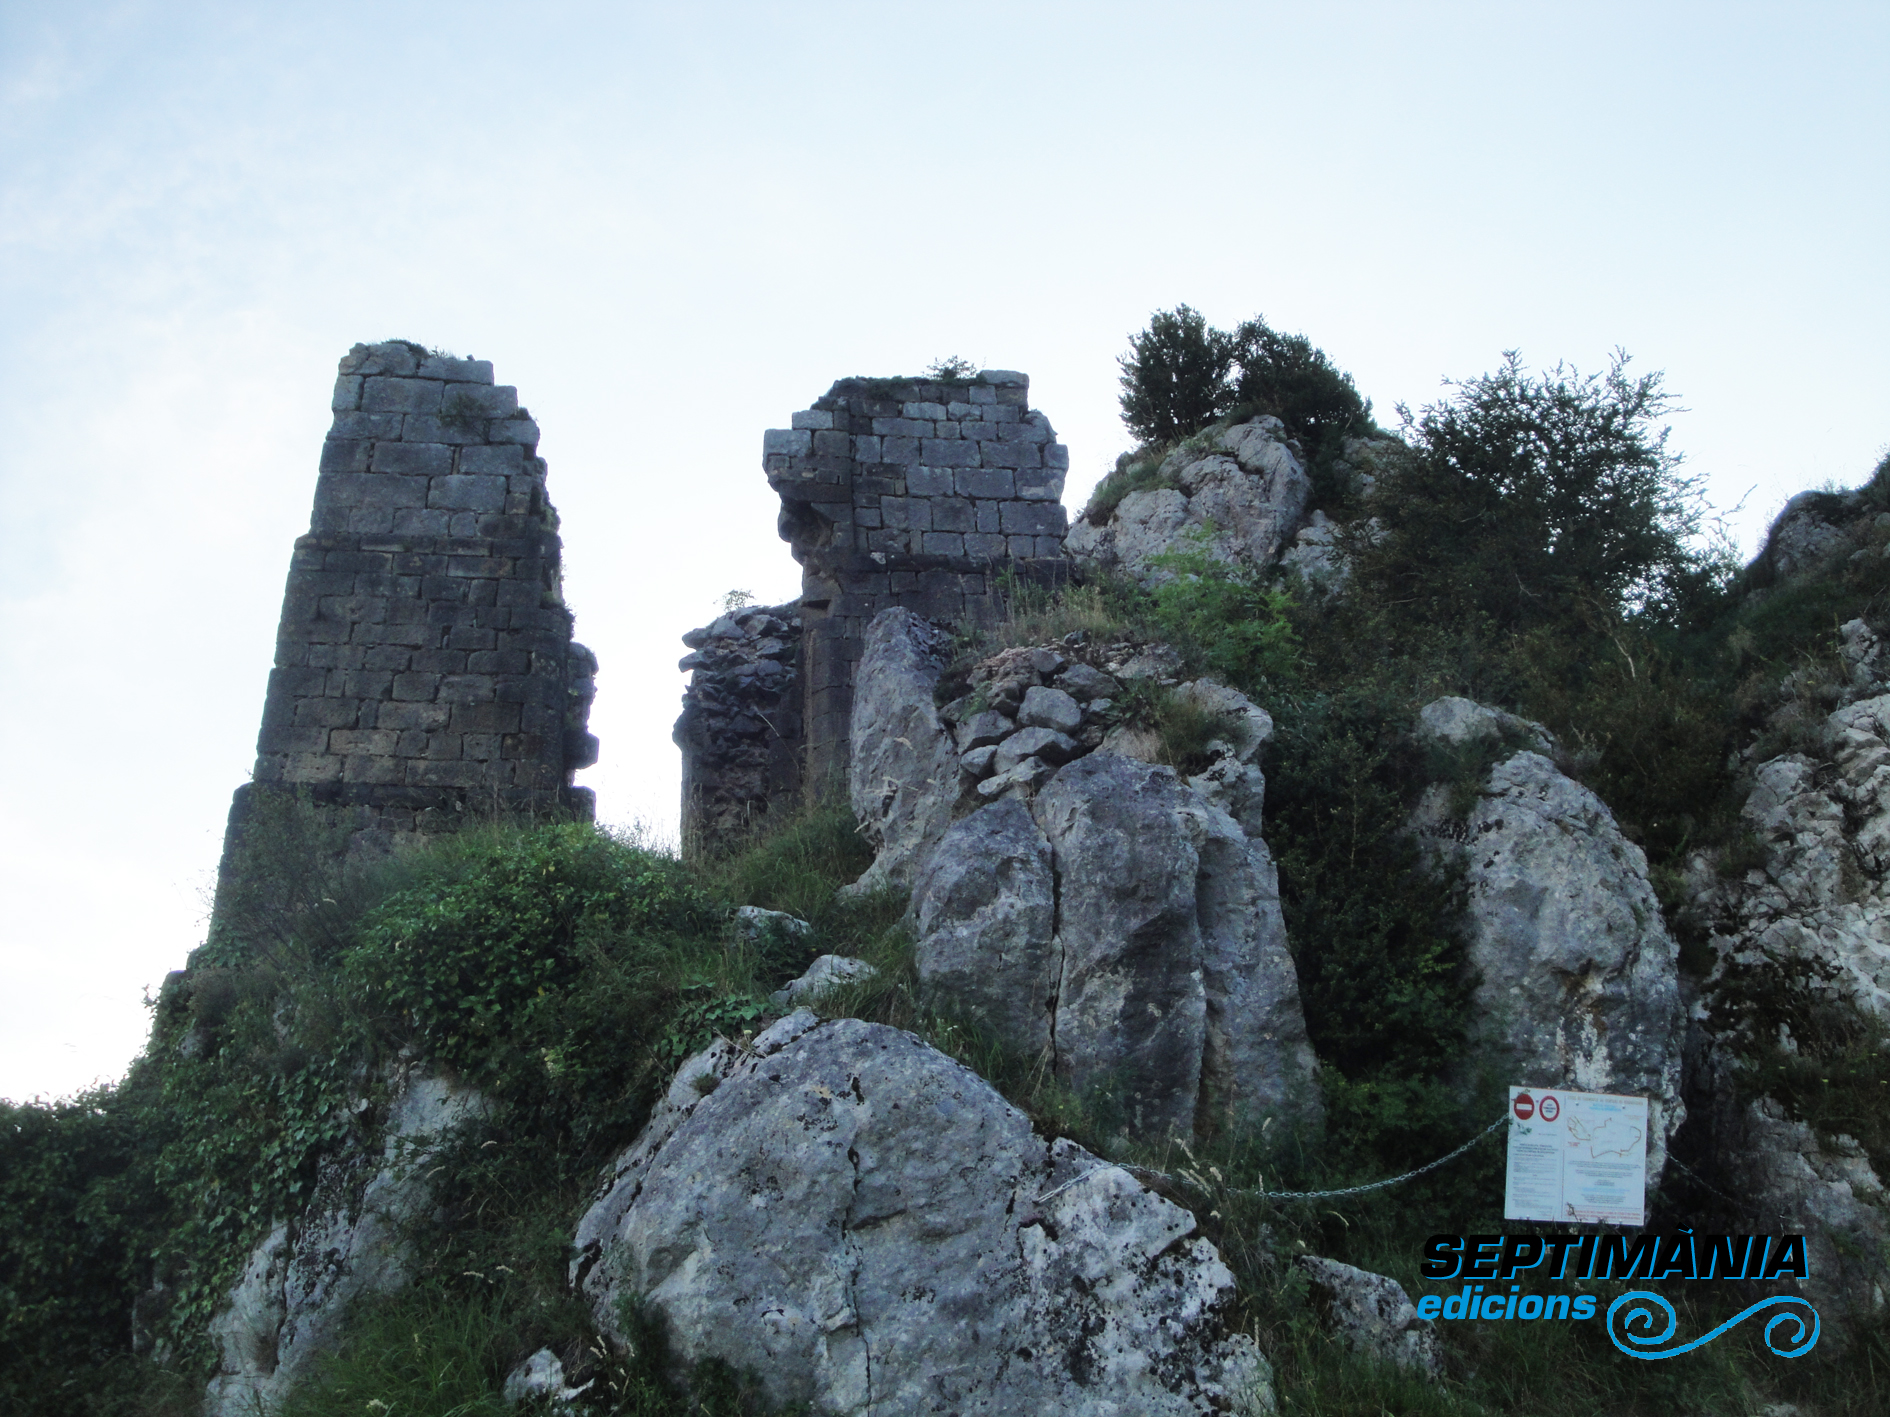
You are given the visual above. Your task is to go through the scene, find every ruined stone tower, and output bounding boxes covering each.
[224,340,597,863]
[676,370,1069,850]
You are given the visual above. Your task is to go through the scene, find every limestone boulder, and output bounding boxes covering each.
[1068,417,1312,584]
[1417,723,1685,1183]
[571,1017,1273,1416]
[1296,1256,1442,1377]
[846,608,961,895]
[911,749,1319,1145]
[204,1071,488,1417]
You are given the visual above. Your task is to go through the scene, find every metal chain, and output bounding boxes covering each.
[1035,1114,1510,1205]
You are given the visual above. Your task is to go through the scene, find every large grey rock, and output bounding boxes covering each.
[771,954,881,1009]
[571,1018,1272,1416]
[1018,684,1084,734]
[1421,729,1684,1183]
[1296,1256,1442,1377]
[1038,753,1317,1141]
[846,609,961,895]
[204,1071,488,1417]
[911,798,1059,1059]
[1067,417,1311,584]
[1415,696,1555,756]
[1727,694,1890,1018]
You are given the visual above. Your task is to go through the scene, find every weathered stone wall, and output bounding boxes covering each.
[226,340,597,861]
[766,370,1071,795]
[672,603,803,852]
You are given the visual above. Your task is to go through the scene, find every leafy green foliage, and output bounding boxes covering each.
[1147,536,1299,687]
[1226,315,1373,464]
[1357,352,1708,635]
[1116,305,1235,445]
[344,824,713,1081]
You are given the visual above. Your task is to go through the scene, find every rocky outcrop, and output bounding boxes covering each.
[1067,417,1311,583]
[203,1071,488,1417]
[1719,691,1890,1019]
[1679,669,1890,1326]
[1415,701,1684,1182]
[674,603,803,852]
[1295,1256,1441,1377]
[571,1014,1272,1416]
[898,639,1320,1143]
[845,609,961,895]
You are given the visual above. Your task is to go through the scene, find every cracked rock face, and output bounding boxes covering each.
[571,1016,1272,1416]
[1417,729,1685,1183]
[203,1072,487,1417]
[912,753,1320,1145]
[1066,416,1311,584]
[1296,1256,1441,1377]
[1721,692,1890,1019]
[846,609,961,895]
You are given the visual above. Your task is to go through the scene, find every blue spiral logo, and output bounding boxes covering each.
[1606,1291,1820,1359]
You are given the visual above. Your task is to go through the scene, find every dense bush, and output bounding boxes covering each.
[1116,304,1234,445]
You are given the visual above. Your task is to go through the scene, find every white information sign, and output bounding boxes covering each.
[1503,1086,1647,1226]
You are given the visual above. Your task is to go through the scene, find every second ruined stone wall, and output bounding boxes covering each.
[230,340,598,863]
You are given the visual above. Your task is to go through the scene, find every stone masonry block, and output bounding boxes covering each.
[813,429,850,458]
[442,383,518,417]
[361,377,444,414]
[330,728,399,756]
[1044,443,1070,470]
[468,649,532,675]
[370,442,453,476]
[930,497,975,532]
[340,343,421,377]
[980,441,1042,469]
[390,507,453,536]
[980,370,1028,387]
[400,414,489,446]
[373,701,452,732]
[448,556,511,578]
[453,701,522,734]
[342,753,405,784]
[487,416,541,445]
[428,475,507,512]
[964,532,1007,559]
[416,354,495,383]
[1007,535,1036,558]
[459,443,525,475]
[880,498,931,532]
[969,385,997,403]
[851,435,882,462]
[880,436,920,464]
[364,645,414,671]
[947,401,979,420]
[763,428,812,457]
[873,418,933,438]
[791,409,834,430]
[438,674,497,705]
[1034,536,1065,558]
[410,649,468,674]
[1017,471,1067,501]
[903,401,948,419]
[333,376,361,413]
[281,753,343,784]
[320,474,428,511]
[955,466,1016,497]
[320,439,372,474]
[999,501,1067,536]
[975,500,1001,532]
[922,531,966,557]
[920,438,978,467]
[346,508,396,536]
[409,760,485,788]
[258,723,328,755]
[339,670,394,700]
[294,698,361,728]
[393,672,442,701]
[900,465,949,496]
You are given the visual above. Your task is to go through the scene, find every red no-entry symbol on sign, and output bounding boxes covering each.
[1513,1092,1535,1121]
[1538,1094,1560,1122]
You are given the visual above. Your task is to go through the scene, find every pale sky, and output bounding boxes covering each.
[3,1,1885,1102]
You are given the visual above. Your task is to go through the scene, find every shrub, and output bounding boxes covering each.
[1117,305,1236,445]
[1227,315,1373,464]
[1357,351,1707,636]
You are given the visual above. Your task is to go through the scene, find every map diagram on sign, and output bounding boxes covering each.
[1504,1086,1649,1226]
[1567,1114,1642,1160]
